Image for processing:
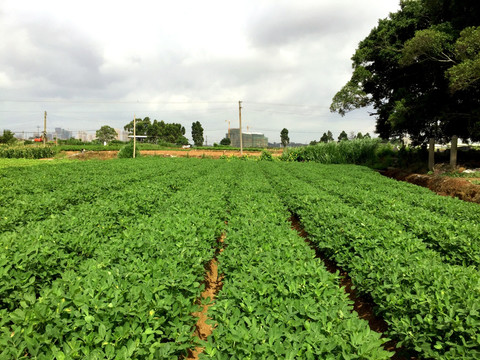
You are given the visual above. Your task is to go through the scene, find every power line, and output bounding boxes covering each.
[244,101,329,109]
[0,99,237,105]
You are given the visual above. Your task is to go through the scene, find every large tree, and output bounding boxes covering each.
[220,137,231,146]
[96,126,117,144]
[124,117,151,136]
[331,0,480,144]
[338,130,349,142]
[280,128,290,147]
[191,121,204,147]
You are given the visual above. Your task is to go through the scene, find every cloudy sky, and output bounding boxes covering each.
[0,0,400,144]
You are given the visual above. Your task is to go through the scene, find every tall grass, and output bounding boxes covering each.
[280,139,390,165]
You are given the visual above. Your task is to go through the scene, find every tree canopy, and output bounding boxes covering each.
[124,117,188,145]
[338,131,349,142]
[220,137,231,146]
[191,121,204,147]
[280,128,290,147]
[331,0,480,144]
[0,130,16,144]
[96,126,117,144]
[320,131,334,143]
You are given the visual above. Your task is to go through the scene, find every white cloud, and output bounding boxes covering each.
[0,0,400,143]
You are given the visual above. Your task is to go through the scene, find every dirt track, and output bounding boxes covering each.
[65,149,282,160]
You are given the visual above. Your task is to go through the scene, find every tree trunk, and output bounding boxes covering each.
[428,138,435,172]
[450,135,458,169]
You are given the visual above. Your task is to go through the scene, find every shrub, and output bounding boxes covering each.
[118,143,140,158]
[259,150,274,161]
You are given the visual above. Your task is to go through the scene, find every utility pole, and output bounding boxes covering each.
[43,111,47,147]
[133,114,136,158]
[239,101,243,155]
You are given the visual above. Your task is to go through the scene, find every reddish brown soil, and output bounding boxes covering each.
[289,215,418,360]
[383,168,480,204]
[64,149,282,160]
[64,151,118,160]
[186,234,225,360]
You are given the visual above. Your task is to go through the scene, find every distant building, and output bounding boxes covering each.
[77,131,96,142]
[228,128,268,148]
[77,131,88,142]
[115,129,129,142]
[54,127,72,140]
[268,142,307,148]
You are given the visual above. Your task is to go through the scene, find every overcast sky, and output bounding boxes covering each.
[0,0,401,144]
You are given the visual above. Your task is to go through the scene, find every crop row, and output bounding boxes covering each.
[280,162,480,268]
[202,161,392,359]
[0,159,228,359]
[3,158,479,359]
[0,159,205,233]
[261,162,480,359]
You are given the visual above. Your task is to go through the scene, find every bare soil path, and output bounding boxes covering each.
[64,149,282,160]
[186,234,225,360]
[382,168,480,204]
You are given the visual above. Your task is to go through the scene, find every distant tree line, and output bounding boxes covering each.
[309,130,371,145]
[124,117,189,145]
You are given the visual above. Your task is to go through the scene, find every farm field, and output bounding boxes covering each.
[1,158,479,359]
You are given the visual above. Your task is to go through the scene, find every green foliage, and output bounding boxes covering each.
[117,143,140,158]
[264,162,480,360]
[280,128,289,147]
[219,137,231,146]
[0,146,57,159]
[0,130,16,145]
[280,138,383,165]
[95,125,118,144]
[330,67,373,116]
[58,142,181,152]
[446,26,480,92]
[0,158,230,358]
[191,121,204,147]
[332,0,480,143]
[259,150,274,161]
[320,130,334,143]
[125,117,188,145]
[57,138,86,145]
[1,158,478,358]
[124,117,151,135]
[337,130,349,142]
[400,26,456,66]
[202,162,392,359]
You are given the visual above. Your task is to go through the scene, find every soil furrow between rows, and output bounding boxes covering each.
[289,214,419,360]
[186,233,226,360]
